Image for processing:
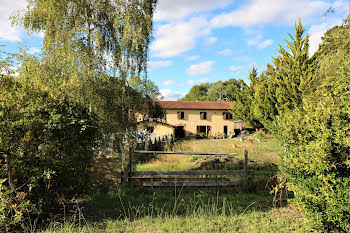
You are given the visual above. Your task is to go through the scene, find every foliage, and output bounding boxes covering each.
[11,0,157,76]
[251,19,316,132]
[0,69,98,228]
[207,79,247,101]
[11,0,161,154]
[128,76,162,100]
[276,17,350,231]
[180,83,211,101]
[231,67,264,129]
[181,79,247,102]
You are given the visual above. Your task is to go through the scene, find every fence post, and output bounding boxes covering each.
[145,137,149,151]
[243,148,248,186]
[120,142,133,195]
[127,144,133,187]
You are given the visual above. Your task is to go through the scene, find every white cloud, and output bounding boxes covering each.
[308,23,328,55]
[28,47,41,54]
[162,80,176,86]
[186,61,215,76]
[258,39,274,49]
[154,0,234,21]
[307,0,349,55]
[246,34,273,49]
[229,65,243,72]
[0,0,27,41]
[210,0,329,28]
[185,55,200,61]
[160,89,186,100]
[204,36,217,45]
[186,78,209,85]
[308,17,343,55]
[148,60,173,70]
[151,17,210,58]
[217,48,232,56]
[233,55,252,62]
[247,34,263,46]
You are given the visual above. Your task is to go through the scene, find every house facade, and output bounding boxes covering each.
[138,101,241,138]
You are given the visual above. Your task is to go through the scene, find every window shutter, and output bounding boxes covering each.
[177,112,181,119]
[223,112,227,120]
[200,112,204,119]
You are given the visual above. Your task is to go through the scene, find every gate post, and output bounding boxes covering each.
[120,142,133,194]
[243,148,248,186]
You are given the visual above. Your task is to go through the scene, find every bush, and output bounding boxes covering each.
[0,76,98,229]
[276,18,350,232]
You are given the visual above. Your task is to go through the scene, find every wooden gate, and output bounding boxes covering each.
[121,149,254,189]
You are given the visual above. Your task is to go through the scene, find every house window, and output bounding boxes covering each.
[223,112,233,120]
[200,112,207,120]
[177,111,184,119]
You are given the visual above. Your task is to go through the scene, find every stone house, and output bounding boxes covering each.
[138,101,241,139]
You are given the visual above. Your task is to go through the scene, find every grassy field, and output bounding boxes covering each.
[136,137,282,180]
[40,136,313,232]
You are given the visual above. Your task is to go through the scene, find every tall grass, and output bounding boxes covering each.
[171,138,282,164]
[136,154,196,171]
[41,187,311,233]
[135,138,281,181]
[40,138,300,233]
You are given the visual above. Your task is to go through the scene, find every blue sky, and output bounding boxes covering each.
[1,0,349,100]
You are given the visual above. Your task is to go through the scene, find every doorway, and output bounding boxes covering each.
[175,126,185,138]
[224,126,228,137]
[197,125,211,137]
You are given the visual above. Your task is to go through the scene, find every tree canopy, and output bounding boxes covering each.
[12,0,157,76]
[180,78,246,102]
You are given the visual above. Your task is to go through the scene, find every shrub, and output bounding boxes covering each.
[0,76,98,228]
[276,17,350,232]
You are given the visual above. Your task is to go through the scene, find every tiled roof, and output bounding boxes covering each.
[155,101,232,110]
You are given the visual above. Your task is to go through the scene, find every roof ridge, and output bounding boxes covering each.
[155,100,232,110]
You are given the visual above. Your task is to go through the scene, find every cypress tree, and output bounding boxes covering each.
[231,67,264,129]
[252,19,316,132]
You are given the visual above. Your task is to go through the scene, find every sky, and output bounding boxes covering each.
[0,0,349,100]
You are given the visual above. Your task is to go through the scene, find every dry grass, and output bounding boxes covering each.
[135,137,282,182]
[136,154,196,171]
[169,138,282,164]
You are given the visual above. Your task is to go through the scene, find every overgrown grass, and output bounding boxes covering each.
[135,138,282,180]
[39,137,310,233]
[43,208,311,233]
[41,188,311,233]
[170,138,282,164]
[136,154,195,171]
